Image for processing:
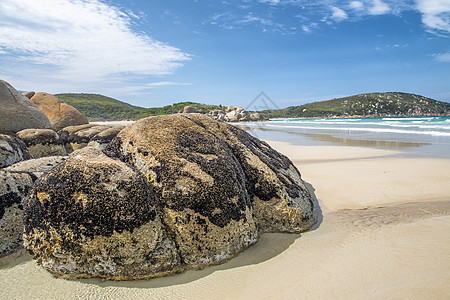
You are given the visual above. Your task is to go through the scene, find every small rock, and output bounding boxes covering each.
[225,110,240,122]
[183,106,197,113]
[6,156,67,178]
[16,129,66,158]
[22,91,35,99]
[0,134,31,168]
[58,124,110,153]
[87,125,125,150]
[250,113,263,121]
[227,105,236,112]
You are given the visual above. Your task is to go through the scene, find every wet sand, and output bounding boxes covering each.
[1,138,450,299]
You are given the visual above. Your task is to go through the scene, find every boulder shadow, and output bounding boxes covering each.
[79,181,324,289]
[304,181,323,232]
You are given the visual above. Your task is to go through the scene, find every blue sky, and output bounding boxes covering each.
[0,0,449,108]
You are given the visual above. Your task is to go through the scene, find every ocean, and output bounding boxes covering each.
[237,116,450,158]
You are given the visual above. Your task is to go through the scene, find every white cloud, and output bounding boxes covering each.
[369,0,391,15]
[331,6,349,22]
[434,51,450,62]
[416,0,450,33]
[0,0,190,87]
[258,0,281,4]
[349,1,364,10]
[105,81,193,95]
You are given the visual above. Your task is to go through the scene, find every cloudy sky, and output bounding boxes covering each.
[0,0,449,108]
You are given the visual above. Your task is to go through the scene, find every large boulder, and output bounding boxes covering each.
[24,148,179,280]
[24,114,315,280]
[30,92,89,131]
[0,156,66,259]
[16,129,66,158]
[0,80,52,135]
[0,134,31,168]
[106,114,259,267]
[106,114,315,258]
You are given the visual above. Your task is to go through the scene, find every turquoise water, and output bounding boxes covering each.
[269,116,450,138]
[238,116,450,158]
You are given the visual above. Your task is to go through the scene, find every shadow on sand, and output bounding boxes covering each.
[1,181,322,289]
[77,180,323,289]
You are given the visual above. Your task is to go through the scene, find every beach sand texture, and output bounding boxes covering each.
[1,141,449,299]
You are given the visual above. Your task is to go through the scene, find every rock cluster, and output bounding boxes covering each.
[207,105,265,122]
[24,114,315,280]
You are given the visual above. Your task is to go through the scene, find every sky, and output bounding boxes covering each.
[0,0,449,109]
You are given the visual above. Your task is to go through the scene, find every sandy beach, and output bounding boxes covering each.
[1,134,450,299]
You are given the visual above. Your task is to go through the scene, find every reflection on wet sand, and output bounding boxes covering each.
[237,125,427,149]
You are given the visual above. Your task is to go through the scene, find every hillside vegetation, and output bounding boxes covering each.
[56,93,221,121]
[261,92,449,118]
[56,92,449,121]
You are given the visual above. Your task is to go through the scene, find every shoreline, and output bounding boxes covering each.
[2,129,450,299]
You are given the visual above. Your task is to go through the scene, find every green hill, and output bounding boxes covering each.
[56,92,449,121]
[55,93,222,121]
[261,92,450,118]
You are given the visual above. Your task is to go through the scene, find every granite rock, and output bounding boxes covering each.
[0,171,35,258]
[30,92,89,131]
[22,91,35,99]
[58,124,110,153]
[0,134,31,168]
[87,125,125,151]
[106,114,314,262]
[183,106,197,113]
[0,80,52,135]
[24,147,180,280]
[0,156,67,258]
[16,129,67,158]
[24,114,315,280]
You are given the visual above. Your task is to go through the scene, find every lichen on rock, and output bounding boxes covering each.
[24,147,180,280]
[24,114,316,280]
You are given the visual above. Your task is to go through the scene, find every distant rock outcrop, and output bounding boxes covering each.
[24,114,315,280]
[0,80,52,135]
[208,105,265,122]
[16,129,66,158]
[183,106,197,113]
[30,92,89,131]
